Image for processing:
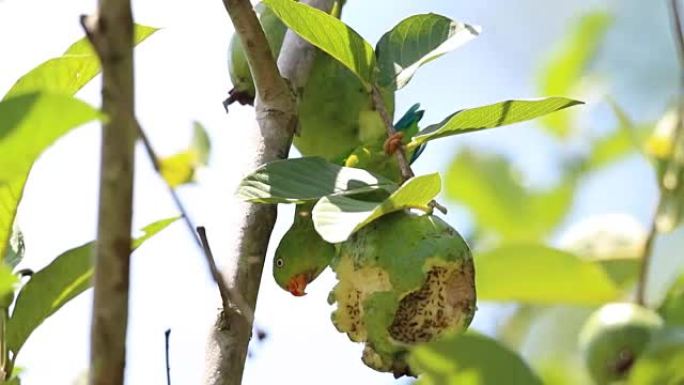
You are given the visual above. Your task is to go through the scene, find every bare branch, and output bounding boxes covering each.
[80,2,136,384]
[197,227,255,325]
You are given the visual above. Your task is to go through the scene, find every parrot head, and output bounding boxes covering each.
[273,206,336,296]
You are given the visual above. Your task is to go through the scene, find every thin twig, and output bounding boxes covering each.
[370,86,448,214]
[136,124,256,324]
[636,205,660,305]
[136,123,201,249]
[197,227,255,325]
[636,0,684,305]
[164,329,172,385]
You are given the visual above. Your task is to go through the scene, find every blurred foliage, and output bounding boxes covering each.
[538,11,612,137]
[433,4,684,384]
[159,121,212,187]
[659,274,684,326]
[409,333,543,385]
[476,245,620,305]
[446,150,575,243]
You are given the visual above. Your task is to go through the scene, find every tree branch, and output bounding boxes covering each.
[80,2,136,384]
[204,1,336,385]
[636,0,684,305]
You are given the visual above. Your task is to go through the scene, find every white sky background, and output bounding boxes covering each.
[0,0,681,384]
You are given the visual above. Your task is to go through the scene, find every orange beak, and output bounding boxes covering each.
[286,273,309,296]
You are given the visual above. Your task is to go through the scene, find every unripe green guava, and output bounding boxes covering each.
[579,302,663,385]
[328,211,476,377]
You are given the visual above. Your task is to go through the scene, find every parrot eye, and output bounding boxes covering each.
[275,258,284,268]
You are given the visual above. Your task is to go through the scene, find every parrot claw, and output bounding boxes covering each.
[223,88,255,113]
[383,132,405,155]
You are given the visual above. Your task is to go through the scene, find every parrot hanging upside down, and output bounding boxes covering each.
[273,204,336,296]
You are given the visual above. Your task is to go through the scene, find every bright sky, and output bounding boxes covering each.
[1,0,681,384]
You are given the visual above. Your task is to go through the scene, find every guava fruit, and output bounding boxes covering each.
[579,302,663,385]
[226,2,289,107]
[328,211,476,377]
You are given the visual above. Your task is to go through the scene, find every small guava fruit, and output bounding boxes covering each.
[226,2,288,106]
[579,302,664,385]
[328,211,476,377]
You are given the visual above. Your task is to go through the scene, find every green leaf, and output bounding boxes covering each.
[538,11,612,137]
[7,217,178,357]
[0,25,155,260]
[4,24,158,99]
[0,93,102,183]
[628,327,684,385]
[237,157,397,204]
[0,180,26,270]
[411,97,583,146]
[375,14,480,91]
[476,244,620,305]
[0,264,18,307]
[0,93,102,258]
[445,150,575,242]
[409,332,543,385]
[262,0,376,87]
[312,173,440,243]
[659,274,684,326]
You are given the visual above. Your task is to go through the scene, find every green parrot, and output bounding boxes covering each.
[226,1,394,161]
[293,50,395,161]
[344,103,425,181]
[225,1,289,108]
[273,204,336,296]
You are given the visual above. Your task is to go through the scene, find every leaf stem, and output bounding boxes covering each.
[371,85,414,182]
[636,0,684,306]
[370,86,447,214]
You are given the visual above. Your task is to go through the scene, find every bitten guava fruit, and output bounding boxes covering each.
[328,211,476,377]
[579,302,663,385]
